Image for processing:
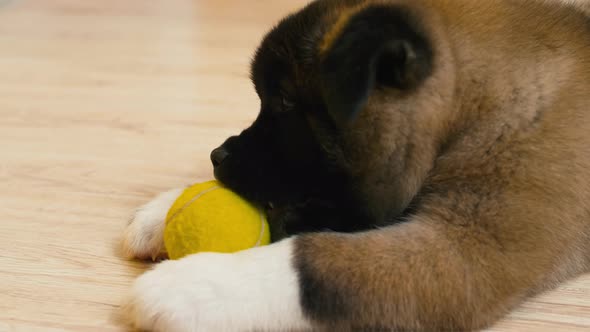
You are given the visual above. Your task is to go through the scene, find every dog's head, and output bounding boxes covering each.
[211,0,455,230]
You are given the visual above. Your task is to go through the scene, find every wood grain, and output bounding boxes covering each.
[0,1,588,331]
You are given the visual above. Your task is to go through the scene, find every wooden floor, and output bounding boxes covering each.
[0,1,588,331]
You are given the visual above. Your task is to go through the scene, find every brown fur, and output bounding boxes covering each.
[319,3,370,55]
[293,0,590,330]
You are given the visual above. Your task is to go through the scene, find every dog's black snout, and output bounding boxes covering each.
[210,147,230,167]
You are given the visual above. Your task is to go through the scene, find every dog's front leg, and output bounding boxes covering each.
[123,238,313,332]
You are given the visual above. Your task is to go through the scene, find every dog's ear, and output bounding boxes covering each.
[320,5,433,126]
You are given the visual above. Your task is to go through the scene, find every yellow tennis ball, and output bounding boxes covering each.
[163,180,270,259]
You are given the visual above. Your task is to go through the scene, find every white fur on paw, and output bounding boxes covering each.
[123,188,184,260]
[123,238,312,332]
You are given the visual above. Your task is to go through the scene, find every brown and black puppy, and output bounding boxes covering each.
[122,0,590,331]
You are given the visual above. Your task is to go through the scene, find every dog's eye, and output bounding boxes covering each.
[280,95,295,112]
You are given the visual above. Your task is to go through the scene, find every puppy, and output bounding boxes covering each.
[122,0,590,330]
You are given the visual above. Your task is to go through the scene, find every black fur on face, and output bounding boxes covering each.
[211,0,434,238]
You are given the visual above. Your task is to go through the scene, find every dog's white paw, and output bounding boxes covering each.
[123,238,312,332]
[123,188,184,260]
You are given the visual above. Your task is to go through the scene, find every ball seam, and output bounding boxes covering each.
[165,185,220,225]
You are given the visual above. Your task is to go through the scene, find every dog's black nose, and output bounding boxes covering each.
[210,147,229,167]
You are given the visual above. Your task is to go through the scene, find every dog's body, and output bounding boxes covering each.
[123,0,590,331]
